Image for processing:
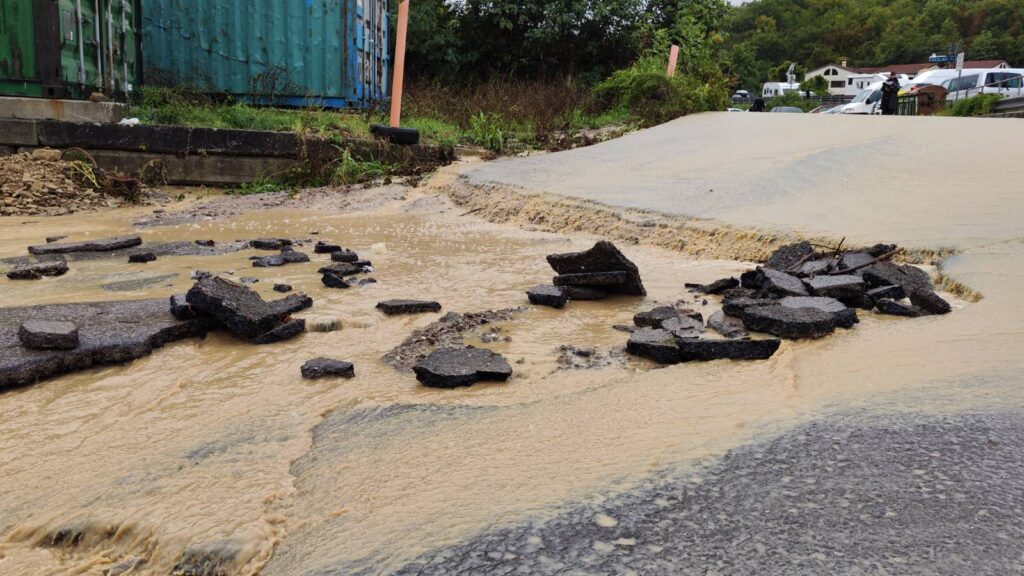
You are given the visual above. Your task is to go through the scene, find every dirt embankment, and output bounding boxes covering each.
[0,149,133,216]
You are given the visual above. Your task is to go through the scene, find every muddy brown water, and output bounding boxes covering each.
[0,159,1016,575]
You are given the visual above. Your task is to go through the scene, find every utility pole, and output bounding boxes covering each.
[390,0,410,128]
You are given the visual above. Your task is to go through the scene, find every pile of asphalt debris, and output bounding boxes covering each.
[527,240,952,366]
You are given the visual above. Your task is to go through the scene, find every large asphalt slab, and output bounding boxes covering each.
[383,410,1024,575]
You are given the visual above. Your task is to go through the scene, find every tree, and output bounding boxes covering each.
[800,74,829,97]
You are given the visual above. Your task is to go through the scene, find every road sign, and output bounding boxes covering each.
[956,52,965,71]
[929,53,956,64]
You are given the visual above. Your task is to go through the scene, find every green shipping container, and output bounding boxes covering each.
[0,0,140,99]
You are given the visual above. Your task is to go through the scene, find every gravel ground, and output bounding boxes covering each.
[383,410,1024,576]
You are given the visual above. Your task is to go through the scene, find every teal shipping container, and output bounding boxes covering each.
[0,0,140,99]
[141,0,389,109]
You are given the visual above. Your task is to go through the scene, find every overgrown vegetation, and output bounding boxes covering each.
[939,94,1004,117]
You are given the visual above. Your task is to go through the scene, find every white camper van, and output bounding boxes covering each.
[761,82,801,98]
[942,68,1024,101]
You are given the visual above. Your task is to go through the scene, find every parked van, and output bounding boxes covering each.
[899,69,960,95]
[762,82,801,98]
[841,82,883,114]
[942,68,1024,101]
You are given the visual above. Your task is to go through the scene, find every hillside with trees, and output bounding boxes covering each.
[722,0,1024,90]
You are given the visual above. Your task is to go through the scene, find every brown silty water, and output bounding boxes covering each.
[0,158,1017,575]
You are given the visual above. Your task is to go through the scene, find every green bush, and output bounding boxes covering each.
[765,91,817,112]
[592,41,729,126]
[941,94,1004,117]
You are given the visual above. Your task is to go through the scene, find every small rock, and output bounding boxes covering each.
[191,270,212,281]
[908,289,952,315]
[314,241,342,254]
[742,305,836,340]
[270,293,313,316]
[377,300,442,316]
[19,320,79,350]
[195,239,216,247]
[250,238,292,250]
[675,338,781,362]
[562,286,608,300]
[128,252,157,264]
[875,298,922,317]
[740,269,765,289]
[546,241,645,296]
[239,277,259,284]
[722,297,780,318]
[684,277,739,295]
[301,358,355,379]
[838,252,875,272]
[330,249,360,263]
[45,235,67,243]
[761,268,809,297]
[626,328,680,364]
[169,294,196,320]
[273,283,293,293]
[634,306,703,329]
[6,259,68,280]
[318,262,362,276]
[862,262,933,293]
[612,324,636,333]
[800,259,834,276]
[780,296,859,329]
[321,271,352,289]
[252,251,310,268]
[254,319,306,344]
[707,310,749,339]
[414,347,513,388]
[765,242,814,271]
[527,285,568,309]
[805,275,866,302]
[662,316,705,340]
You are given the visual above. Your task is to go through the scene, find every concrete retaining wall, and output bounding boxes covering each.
[0,119,454,185]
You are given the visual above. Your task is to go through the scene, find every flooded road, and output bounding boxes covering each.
[0,141,1021,575]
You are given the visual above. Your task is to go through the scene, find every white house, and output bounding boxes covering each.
[805,61,860,96]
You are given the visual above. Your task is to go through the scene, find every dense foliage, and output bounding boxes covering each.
[722,0,1024,91]
[402,0,1023,96]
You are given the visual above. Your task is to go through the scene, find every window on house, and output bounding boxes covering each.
[831,80,845,89]
[848,78,853,85]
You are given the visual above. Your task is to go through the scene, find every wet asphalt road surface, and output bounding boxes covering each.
[380,411,1024,576]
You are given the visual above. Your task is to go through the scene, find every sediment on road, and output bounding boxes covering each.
[443,178,981,303]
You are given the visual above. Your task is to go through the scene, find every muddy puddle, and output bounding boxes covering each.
[0,160,1019,575]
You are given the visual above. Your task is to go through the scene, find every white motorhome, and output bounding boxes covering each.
[942,68,1024,101]
[898,69,961,95]
[761,82,801,98]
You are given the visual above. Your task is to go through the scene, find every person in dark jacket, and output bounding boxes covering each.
[750,98,766,112]
[881,73,901,115]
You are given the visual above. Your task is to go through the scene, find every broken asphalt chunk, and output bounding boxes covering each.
[554,271,630,287]
[908,289,952,315]
[28,235,142,256]
[761,268,809,297]
[634,306,703,329]
[128,252,157,264]
[250,238,292,250]
[742,305,837,340]
[805,275,866,302]
[675,338,780,362]
[764,242,814,271]
[186,276,286,340]
[377,300,442,316]
[252,251,310,268]
[527,285,568,309]
[780,296,859,329]
[19,320,79,350]
[6,259,68,280]
[546,241,645,296]
[707,310,749,339]
[875,298,922,317]
[413,347,512,388]
[626,328,680,364]
[330,249,360,263]
[301,358,355,380]
[314,241,342,254]
[685,277,739,295]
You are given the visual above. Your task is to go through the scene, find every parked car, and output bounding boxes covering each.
[842,82,883,114]
[942,68,1024,102]
[731,90,751,102]
[726,107,745,112]
[770,106,804,113]
[809,105,837,114]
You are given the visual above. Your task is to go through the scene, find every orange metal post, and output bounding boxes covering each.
[390,0,410,128]
[667,45,679,77]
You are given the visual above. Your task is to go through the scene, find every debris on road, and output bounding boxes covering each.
[413,346,513,388]
[546,241,646,298]
[128,252,157,264]
[185,276,306,343]
[28,235,142,255]
[6,258,68,280]
[527,285,568,309]
[377,300,443,316]
[384,309,522,371]
[19,320,80,350]
[301,358,355,380]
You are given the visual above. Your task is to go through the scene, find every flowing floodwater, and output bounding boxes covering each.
[0,153,1020,575]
